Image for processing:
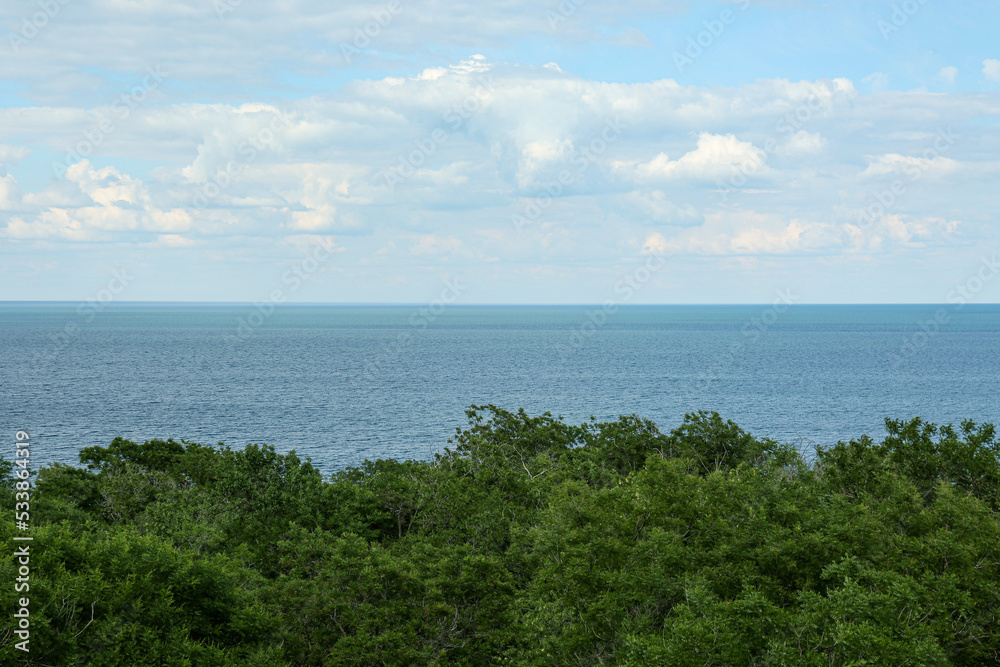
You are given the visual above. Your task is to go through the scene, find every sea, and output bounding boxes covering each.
[1,303,998,475]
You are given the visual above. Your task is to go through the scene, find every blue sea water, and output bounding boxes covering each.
[1,303,998,475]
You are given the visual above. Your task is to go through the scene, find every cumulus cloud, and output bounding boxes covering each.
[879,214,959,245]
[1,0,999,303]
[617,133,768,182]
[730,220,811,255]
[67,160,149,207]
[845,215,960,251]
[0,60,994,267]
[644,210,863,257]
[3,160,192,240]
[517,139,575,189]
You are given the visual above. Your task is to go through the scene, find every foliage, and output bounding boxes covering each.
[3,408,999,665]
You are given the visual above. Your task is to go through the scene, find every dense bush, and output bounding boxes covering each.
[3,406,999,665]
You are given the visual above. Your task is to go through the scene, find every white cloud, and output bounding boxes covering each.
[845,214,960,250]
[156,234,198,247]
[3,160,192,240]
[6,209,95,241]
[938,66,958,83]
[618,133,768,182]
[648,210,844,257]
[67,160,149,207]
[290,204,339,232]
[620,190,701,226]
[148,208,194,233]
[0,145,31,167]
[881,214,959,245]
[0,0,998,302]
[642,232,671,255]
[0,1,681,104]
[0,174,21,210]
[517,139,574,188]
[863,72,889,91]
[730,220,810,255]
[984,59,1000,83]
[779,130,826,156]
[0,64,993,267]
[860,153,960,179]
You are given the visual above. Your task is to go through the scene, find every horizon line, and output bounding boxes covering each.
[1,301,997,307]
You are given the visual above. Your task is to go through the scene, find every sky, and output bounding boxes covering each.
[1,0,998,304]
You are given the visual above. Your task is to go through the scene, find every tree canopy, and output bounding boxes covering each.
[3,407,999,665]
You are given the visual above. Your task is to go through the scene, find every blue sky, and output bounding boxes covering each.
[1,0,999,303]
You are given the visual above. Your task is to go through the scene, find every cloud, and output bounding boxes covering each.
[779,130,826,155]
[6,209,95,242]
[156,234,198,247]
[0,63,994,268]
[409,234,465,257]
[730,220,810,255]
[2,160,192,240]
[517,139,575,189]
[619,190,702,226]
[618,133,768,182]
[879,214,959,245]
[845,214,960,250]
[985,59,1000,83]
[67,160,149,207]
[291,204,339,232]
[642,232,671,255]
[938,66,958,83]
[0,174,21,210]
[863,72,889,91]
[0,145,31,167]
[645,210,850,257]
[0,0,681,104]
[859,153,960,179]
